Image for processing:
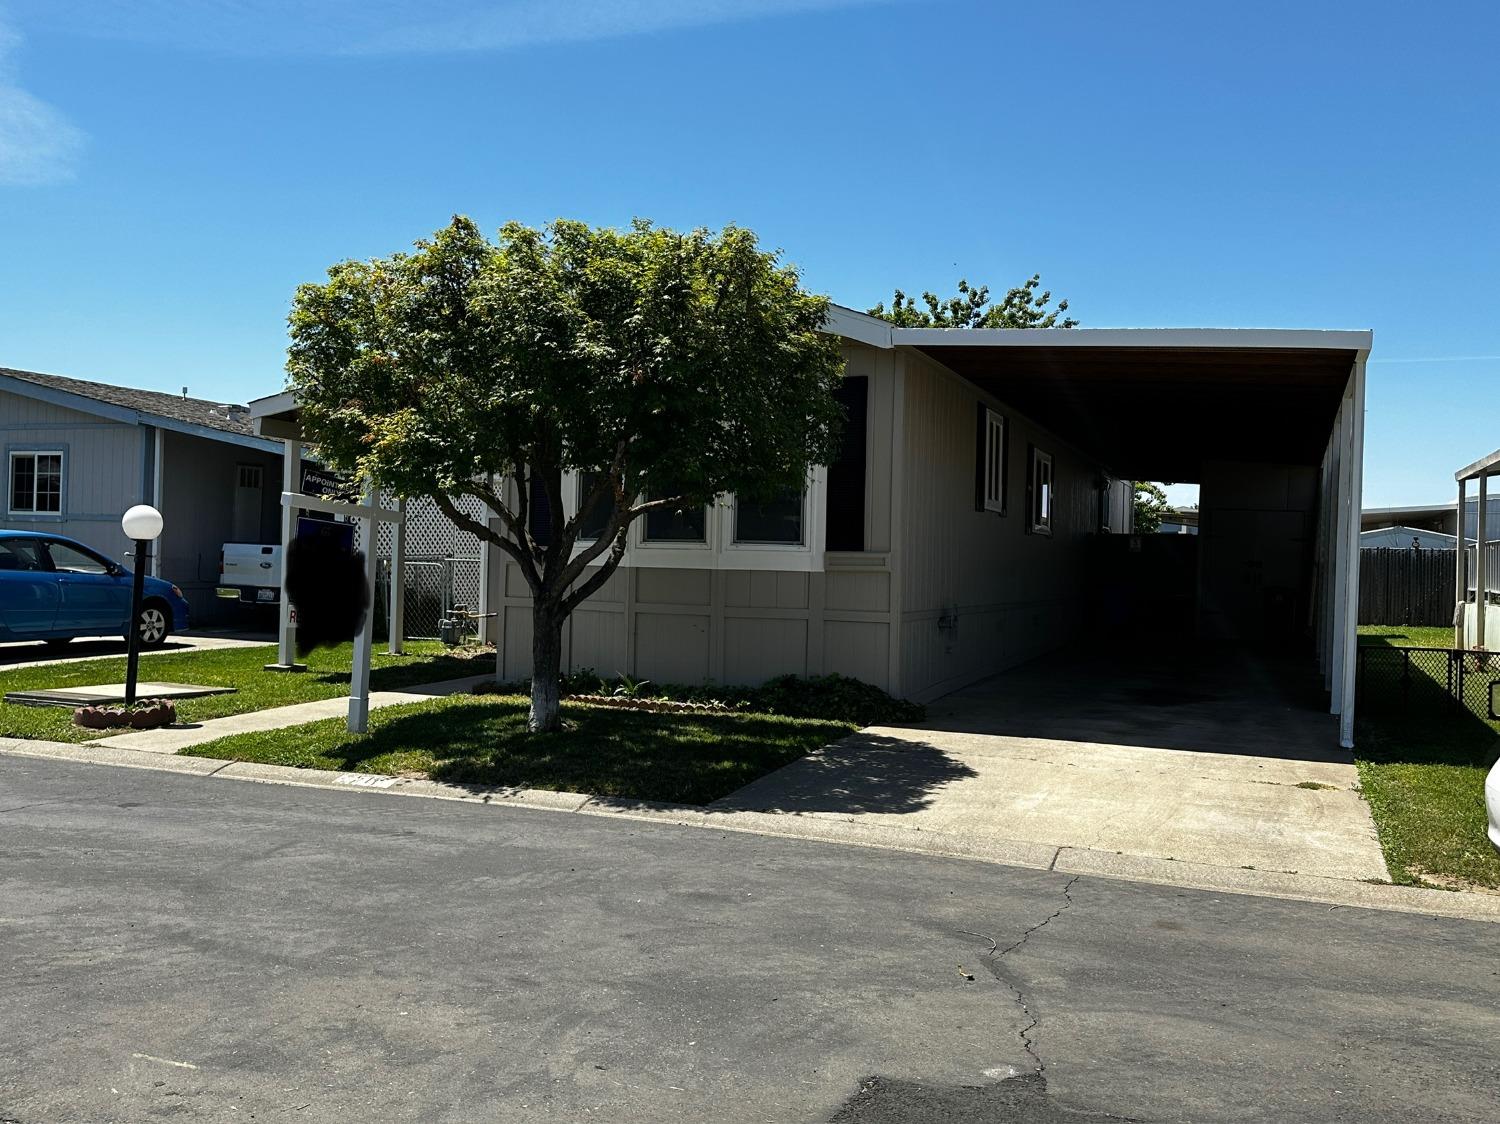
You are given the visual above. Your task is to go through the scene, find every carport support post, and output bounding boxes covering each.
[1455,477,1468,648]
[387,496,406,655]
[1478,473,1489,650]
[1337,356,1367,749]
[269,438,305,672]
[349,478,379,734]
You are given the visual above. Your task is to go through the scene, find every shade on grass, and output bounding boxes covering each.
[1354,625,1500,889]
[183,694,854,806]
[0,642,493,744]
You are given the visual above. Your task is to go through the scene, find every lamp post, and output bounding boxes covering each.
[121,504,164,706]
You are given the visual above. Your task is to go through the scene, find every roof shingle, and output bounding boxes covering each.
[0,367,260,437]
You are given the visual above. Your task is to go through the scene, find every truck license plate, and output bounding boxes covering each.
[256,589,277,602]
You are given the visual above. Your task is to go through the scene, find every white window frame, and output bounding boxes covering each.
[981,409,1006,514]
[8,450,64,516]
[1031,448,1054,536]
[551,468,828,571]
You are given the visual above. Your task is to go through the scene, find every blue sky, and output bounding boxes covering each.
[0,0,1495,507]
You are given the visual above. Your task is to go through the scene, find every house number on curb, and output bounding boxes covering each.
[335,774,399,789]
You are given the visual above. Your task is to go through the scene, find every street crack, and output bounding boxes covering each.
[960,874,1080,1074]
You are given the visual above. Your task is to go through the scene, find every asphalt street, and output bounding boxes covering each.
[3,755,1498,1123]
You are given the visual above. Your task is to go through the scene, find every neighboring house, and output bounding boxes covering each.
[1359,525,1457,551]
[0,367,284,624]
[1159,507,1199,535]
[1363,497,1500,541]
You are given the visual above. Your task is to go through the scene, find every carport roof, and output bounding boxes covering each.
[826,307,1371,483]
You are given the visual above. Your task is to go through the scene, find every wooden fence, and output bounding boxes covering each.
[1358,547,1455,627]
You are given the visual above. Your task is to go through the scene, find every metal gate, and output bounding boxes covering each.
[373,556,479,640]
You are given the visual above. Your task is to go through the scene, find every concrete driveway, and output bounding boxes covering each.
[0,630,273,669]
[716,646,1389,883]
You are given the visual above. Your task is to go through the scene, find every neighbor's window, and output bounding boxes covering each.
[977,406,1006,514]
[574,472,612,541]
[643,491,707,543]
[8,451,62,515]
[735,489,804,545]
[1030,448,1054,535]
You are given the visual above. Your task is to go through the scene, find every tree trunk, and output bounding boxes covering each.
[529,605,564,733]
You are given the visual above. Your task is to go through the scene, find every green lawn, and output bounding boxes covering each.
[0,642,494,743]
[1355,626,1500,889]
[183,694,854,805]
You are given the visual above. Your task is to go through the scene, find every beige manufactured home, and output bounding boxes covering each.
[482,307,1371,741]
[251,307,1370,744]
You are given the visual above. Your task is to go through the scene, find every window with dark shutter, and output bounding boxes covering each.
[824,376,868,551]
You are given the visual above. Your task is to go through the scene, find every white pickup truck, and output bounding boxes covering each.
[218,543,283,605]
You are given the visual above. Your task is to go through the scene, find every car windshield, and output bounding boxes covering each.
[0,538,47,572]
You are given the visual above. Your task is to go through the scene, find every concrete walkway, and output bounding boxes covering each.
[90,674,492,754]
[714,647,1390,884]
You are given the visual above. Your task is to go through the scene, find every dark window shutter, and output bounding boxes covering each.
[825,376,869,551]
[527,471,553,547]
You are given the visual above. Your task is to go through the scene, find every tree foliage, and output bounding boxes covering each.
[287,216,845,730]
[867,276,1077,329]
[1132,481,1173,533]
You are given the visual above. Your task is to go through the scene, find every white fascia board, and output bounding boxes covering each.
[249,389,299,419]
[890,326,1374,353]
[1455,447,1500,482]
[821,304,894,348]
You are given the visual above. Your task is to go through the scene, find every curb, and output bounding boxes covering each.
[5,736,1499,925]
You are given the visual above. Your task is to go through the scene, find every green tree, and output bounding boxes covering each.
[287,216,845,732]
[1132,481,1173,533]
[867,276,1077,329]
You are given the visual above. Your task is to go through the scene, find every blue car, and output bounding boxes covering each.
[0,530,190,649]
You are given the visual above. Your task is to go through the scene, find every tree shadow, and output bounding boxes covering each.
[319,699,857,807]
[701,732,979,816]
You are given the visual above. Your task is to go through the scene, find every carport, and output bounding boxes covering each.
[896,327,1372,747]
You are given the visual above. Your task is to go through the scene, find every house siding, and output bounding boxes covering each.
[895,349,1112,701]
[0,387,143,561]
[488,342,904,690]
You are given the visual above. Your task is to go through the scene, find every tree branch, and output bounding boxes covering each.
[561,525,630,616]
[432,491,542,593]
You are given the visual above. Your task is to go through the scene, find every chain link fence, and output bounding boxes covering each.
[1358,644,1500,721]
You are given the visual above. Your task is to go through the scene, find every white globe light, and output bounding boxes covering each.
[121,504,164,541]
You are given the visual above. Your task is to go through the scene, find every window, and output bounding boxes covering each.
[237,464,263,489]
[46,540,111,575]
[975,406,1006,514]
[643,493,707,543]
[825,376,869,550]
[1029,447,1054,535]
[574,472,613,541]
[1098,475,1113,533]
[9,451,62,514]
[736,489,805,545]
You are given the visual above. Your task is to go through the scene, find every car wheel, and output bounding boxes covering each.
[133,603,171,648]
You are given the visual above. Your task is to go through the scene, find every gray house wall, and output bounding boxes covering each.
[487,341,1131,700]
[1,387,146,561]
[895,349,1124,701]
[2,385,285,626]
